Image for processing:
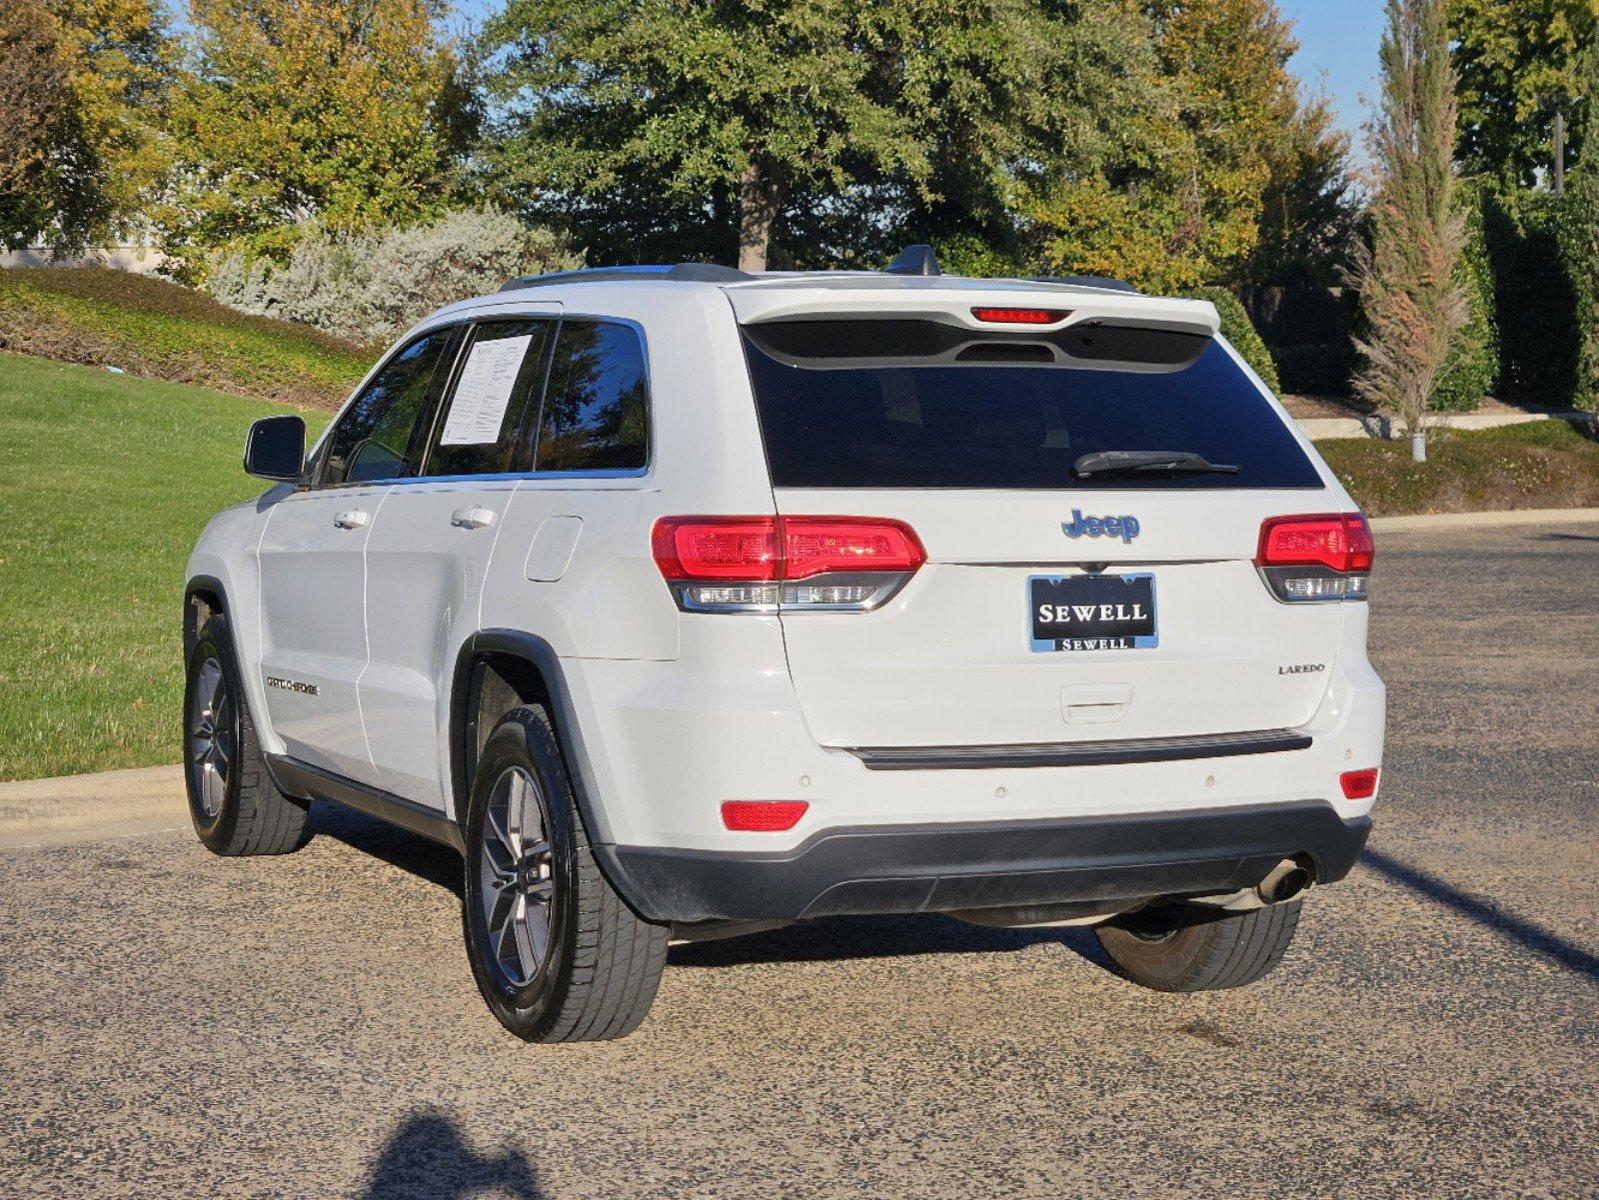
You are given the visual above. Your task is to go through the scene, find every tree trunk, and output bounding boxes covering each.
[737,160,783,272]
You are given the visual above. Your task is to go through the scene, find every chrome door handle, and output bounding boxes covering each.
[333,509,370,530]
[451,507,496,531]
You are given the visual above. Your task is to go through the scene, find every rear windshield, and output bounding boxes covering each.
[742,320,1322,490]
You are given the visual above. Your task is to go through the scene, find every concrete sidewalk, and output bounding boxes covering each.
[1370,506,1599,532]
[3,506,1595,850]
[0,765,185,849]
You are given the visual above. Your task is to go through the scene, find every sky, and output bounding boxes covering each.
[451,0,1387,159]
[1280,0,1389,166]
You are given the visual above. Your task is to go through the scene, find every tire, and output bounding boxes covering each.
[1095,898,1302,992]
[183,612,311,856]
[462,705,668,1043]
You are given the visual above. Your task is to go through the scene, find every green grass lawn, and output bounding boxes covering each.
[1319,419,1599,516]
[0,353,328,781]
[0,268,373,409]
[1,347,1595,783]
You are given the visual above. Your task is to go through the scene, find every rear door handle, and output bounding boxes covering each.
[451,507,496,531]
[333,509,370,530]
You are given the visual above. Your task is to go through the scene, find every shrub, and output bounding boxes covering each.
[206,208,582,344]
[1431,180,1498,412]
[1482,190,1584,408]
[1200,286,1281,393]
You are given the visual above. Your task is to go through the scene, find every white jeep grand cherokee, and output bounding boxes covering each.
[183,249,1384,1042]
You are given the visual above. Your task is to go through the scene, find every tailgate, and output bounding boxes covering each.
[774,490,1345,748]
[737,302,1354,751]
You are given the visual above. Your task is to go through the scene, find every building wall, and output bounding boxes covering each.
[0,246,168,274]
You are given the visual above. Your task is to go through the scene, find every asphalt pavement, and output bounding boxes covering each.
[2,522,1596,1199]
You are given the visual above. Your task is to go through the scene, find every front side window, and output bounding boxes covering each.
[425,320,555,478]
[534,320,649,472]
[322,328,457,486]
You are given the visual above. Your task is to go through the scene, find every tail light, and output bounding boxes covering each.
[653,516,924,612]
[1256,513,1374,603]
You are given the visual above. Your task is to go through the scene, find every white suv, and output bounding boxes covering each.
[184,250,1385,1042]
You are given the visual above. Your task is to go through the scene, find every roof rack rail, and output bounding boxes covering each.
[498,262,754,292]
[1031,274,1139,294]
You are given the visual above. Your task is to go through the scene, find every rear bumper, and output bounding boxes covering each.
[600,800,1371,923]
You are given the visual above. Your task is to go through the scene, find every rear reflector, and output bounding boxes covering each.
[1340,768,1380,800]
[721,800,809,832]
[970,306,1071,325]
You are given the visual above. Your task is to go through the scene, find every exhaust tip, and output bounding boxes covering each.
[1255,858,1314,905]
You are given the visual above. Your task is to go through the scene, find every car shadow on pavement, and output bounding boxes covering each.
[360,1111,544,1200]
[668,912,1113,970]
[1362,848,1599,983]
[309,802,464,899]
[302,804,1121,973]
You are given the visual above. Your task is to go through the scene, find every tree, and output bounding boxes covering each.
[1245,81,1356,285]
[1450,0,1596,188]
[1014,0,1353,292]
[997,0,1203,289]
[0,1,67,200]
[160,0,471,273]
[1351,0,1471,453]
[1,0,172,251]
[481,0,986,270]
[1568,42,1599,410]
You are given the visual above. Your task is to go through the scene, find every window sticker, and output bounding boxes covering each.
[439,335,534,445]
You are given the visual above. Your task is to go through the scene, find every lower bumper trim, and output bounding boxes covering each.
[601,801,1371,924]
[847,728,1313,771]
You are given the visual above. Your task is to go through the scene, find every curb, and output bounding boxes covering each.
[1297,409,1593,442]
[1370,507,1599,532]
[0,764,185,850]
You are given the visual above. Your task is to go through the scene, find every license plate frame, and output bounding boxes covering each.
[1029,573,1158,653]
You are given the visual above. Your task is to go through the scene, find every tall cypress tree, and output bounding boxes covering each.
[1351,0,1471,454]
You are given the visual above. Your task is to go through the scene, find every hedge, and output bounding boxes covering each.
[1432,181,1499,412]
[1200,286,1282,393]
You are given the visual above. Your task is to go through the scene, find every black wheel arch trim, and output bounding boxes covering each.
[185,573,307,821]
[183,573,231,662]
[448,631,653,913]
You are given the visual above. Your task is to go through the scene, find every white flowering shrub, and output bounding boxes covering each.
[206,209,582,343]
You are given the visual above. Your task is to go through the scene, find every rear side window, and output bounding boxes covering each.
[323,327,457,486]
[534,320,649,472]
[742,322,1321,490]
[425,319,554,477]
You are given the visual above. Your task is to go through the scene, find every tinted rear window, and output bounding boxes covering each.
[742,322,1321,490]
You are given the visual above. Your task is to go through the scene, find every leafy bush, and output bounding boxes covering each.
[1558,178,1599,412]
[1482,189,1584,408]
[208,208,583,344]
[1199,286,1281,393]
[1431,181,1498,412]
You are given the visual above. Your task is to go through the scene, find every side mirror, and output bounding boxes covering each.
[244,415,306,481]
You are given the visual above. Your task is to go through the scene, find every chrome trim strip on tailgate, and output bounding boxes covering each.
[846,729,1313,771]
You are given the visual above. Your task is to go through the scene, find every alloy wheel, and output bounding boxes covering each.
[478,766,557,989]
[187,657,233,818]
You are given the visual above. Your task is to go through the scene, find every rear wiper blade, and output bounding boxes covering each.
[1073,450,1241,478]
